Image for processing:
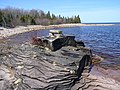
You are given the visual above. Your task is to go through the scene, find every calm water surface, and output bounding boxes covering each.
[9,25,120,69]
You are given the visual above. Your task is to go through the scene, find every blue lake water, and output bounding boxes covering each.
[9,25,120,69]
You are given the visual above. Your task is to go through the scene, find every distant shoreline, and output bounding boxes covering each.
[0,23,117,39]
[82,22,120,24]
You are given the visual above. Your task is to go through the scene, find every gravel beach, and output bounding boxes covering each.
[0,23,114,39]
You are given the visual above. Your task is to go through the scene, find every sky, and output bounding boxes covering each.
[0,0,120,23]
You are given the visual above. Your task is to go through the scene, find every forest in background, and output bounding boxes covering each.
[0,7,81,28]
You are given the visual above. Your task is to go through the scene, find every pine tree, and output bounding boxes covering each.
[77,15,81,23]
[0,10,3,24]
[0,7,82,27]
[31,18,36,25]
[51,14,56,19]
[46,11,51,19]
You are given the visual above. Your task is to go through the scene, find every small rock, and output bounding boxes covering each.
[64,68,70,72]
[21,44,24,47]
[3,56,7,60]
[53,61,57,66]
[14,78,22,84]
[32,54,37,59]
[70,70,75,74]
[16,65,24,69]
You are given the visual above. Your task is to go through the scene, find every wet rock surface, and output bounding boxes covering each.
[0,41,92,90]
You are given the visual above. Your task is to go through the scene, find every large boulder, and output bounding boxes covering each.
[34,30,85,51]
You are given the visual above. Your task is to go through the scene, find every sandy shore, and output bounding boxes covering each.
[0,23,115,39]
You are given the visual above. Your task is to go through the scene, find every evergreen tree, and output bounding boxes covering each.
[31,18,36,25]
[77,15,81,23]
[46,11,51,19]
[0,10,3,25]
[20,16,26,23]
[0,7,81,27]
[51,14,56,19]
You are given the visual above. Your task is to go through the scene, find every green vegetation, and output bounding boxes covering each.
[0,7,81,28]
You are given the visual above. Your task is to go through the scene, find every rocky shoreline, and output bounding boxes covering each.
[72,65,120,90]
[0,23,115,39]
[89,56,120,90]
[0,23,120,90]
[0,41,119,90]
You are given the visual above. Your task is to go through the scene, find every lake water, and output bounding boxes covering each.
[59,26,120,69]
[9,25,120,69]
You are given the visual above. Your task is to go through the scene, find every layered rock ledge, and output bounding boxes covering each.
[0,40,92,90]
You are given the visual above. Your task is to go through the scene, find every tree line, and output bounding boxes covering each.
[0,7,81,28]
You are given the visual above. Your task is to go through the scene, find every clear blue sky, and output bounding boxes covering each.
[0,0,120,23]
